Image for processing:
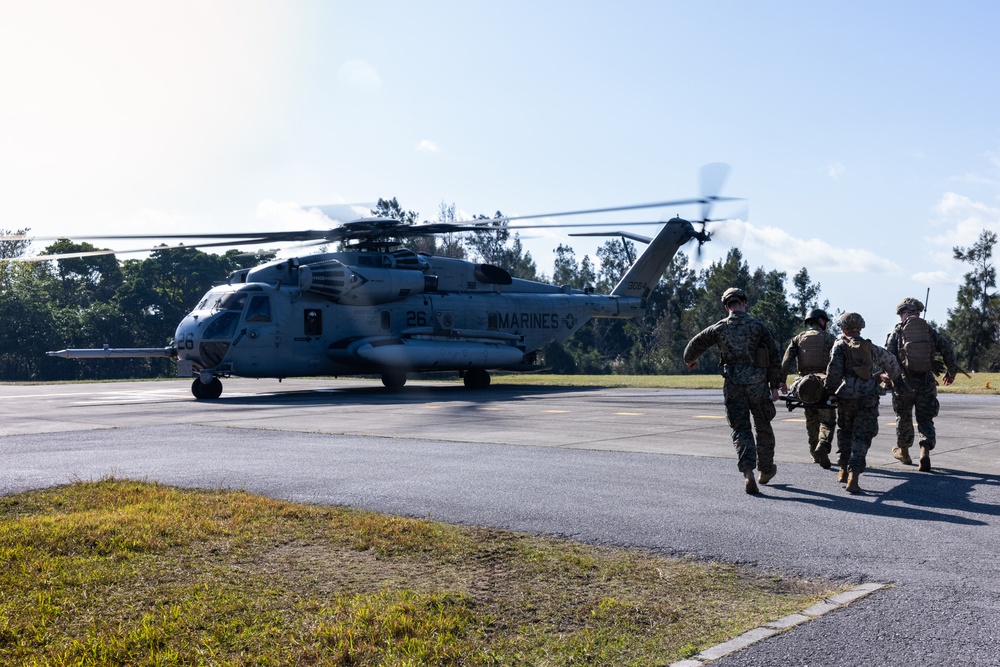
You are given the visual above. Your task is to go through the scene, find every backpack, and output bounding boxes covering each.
[796,329,829,373]
[845,338,873,381]
[898,317,934,374]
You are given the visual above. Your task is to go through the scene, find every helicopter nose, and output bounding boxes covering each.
[174,316,201,363]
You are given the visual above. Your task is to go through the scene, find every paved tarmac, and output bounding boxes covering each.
[2,378,999,665]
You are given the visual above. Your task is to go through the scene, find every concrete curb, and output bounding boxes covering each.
[669,582,887,667]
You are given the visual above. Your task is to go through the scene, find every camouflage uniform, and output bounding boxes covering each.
[824,335,900,474]
[884,316,957,454]
[684,310,782,475]
[781,323,837,463]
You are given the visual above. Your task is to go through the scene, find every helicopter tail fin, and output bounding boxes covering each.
[610,217,699,300]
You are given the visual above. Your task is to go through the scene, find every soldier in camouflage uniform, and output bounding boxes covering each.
[885,297,958,472]
[780,308,837,468]
[684,287,782,495]
[823,312,900,494]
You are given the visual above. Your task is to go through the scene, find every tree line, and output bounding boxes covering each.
[2,199,997,381]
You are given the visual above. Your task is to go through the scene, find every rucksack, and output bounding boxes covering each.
[898,317,934,374]
[845,338,873,380]
[796,330,829,373]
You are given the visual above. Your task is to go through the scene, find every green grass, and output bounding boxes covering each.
[0,480,842,666]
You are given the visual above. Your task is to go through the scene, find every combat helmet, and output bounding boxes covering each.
[804,308,830,325]
[838,311,866,331]
[721,287,747,305]
[895,297,924,314]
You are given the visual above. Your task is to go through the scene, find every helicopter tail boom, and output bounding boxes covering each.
[610,217,699,301]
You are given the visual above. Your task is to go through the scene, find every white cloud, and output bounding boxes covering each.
[928,192,1000,248]
[715,220,903,275]
[338,59,383,91]
[911,270,958,286]
[827,163,846,180]
[257,199,340,228]
[416,139,441,153]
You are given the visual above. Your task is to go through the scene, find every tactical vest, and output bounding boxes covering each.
[898,317,933,374]
[845,338,873,381]
[796,329,829,373]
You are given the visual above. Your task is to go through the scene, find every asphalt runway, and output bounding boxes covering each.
[3,378,1000,665]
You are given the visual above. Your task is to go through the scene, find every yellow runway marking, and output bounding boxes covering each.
[423,405,444,409]
[542,409,571,413]
[478,407,504,411]
[784,418,807,423]
[694,415,726,419]
[614,412,644,416]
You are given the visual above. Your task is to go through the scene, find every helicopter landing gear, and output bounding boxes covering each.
[381,371,407,389]
[463,369,491,389]
[191,376,223,400]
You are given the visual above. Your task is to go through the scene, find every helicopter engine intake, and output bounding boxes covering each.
[300,259,438,305]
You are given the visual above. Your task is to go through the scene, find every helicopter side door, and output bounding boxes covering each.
[232,293,282,376]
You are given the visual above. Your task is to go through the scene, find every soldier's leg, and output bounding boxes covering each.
[892,388,916,447]
[835,401,856,480]
[914,385,940,450]
[849,397,881,474]
[749,387,777,477]
[723,383,757,472]
[817,407,836,456]
[804,407,821,460]
[891,388,916,464]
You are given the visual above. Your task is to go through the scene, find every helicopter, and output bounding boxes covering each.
[6,166,738,399]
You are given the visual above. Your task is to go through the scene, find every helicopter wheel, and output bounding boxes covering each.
[192,377,223,400]
[463,369,491,389]
[381,371,407,389]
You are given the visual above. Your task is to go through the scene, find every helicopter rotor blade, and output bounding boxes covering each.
[6,165,744,258]
[698,162,731,222]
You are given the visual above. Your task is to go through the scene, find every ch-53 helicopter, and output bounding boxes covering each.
[7,165,739,399]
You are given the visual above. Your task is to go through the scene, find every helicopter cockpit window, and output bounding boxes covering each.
[304,309,322,336]
[203,312,240,340]
[245,295,271,323]
[219,292,249,313]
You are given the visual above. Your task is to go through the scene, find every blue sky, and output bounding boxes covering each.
[3,1,999,340]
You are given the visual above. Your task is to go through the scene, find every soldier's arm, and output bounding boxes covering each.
[933,328,959,379]
[824,343,845,394]
[764,327,783,388]
[780,338,798,383]
[872,344,901,381]
[884,328,900,357]
[683,325,719,367]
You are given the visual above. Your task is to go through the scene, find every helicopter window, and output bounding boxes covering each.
[203,312,240,340]
[380,310,390,330]
[220,292,249,312]
[245,295,271,323]
[357,256,376,267]
[304,309,322,336]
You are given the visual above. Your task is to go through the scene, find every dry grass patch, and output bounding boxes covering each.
[1,480,841,666]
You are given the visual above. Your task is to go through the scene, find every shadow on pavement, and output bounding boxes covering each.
[762,466,1000,526]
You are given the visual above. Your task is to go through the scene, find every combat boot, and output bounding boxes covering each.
[845,472,861,494]
[918,446,931,472]
[817,451,832,469]
[743,470,759,495]
[758,465,777,485]
[892,447,912,465]
[837,466,849,484]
